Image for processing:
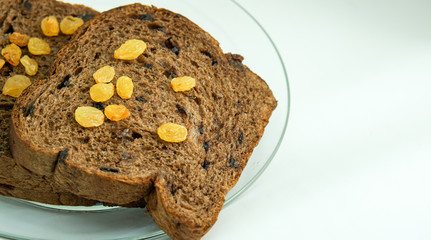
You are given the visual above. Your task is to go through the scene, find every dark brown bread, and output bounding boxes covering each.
[0,183,97,206]
[11,4,277,239]
[0,0,98,204]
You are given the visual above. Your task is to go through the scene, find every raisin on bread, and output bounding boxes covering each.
[0,0,97,205]
[11,4,277,239]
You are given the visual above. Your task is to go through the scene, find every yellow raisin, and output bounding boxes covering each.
[171,76,196,92]
[41,16,59,37]
[157,123,188,143]
[93,65,115,83]
[1,43,22,66]
[9,32,30,47]
[75,106,104,128]
[20,55,38,76]
[2,75,31,98]
[90,83,115,102]
[104,105,131,121]
[116,76,134,99]
[0,59,5,70]
[28,38,51,55]
[114,39,147,60]
[60,16,84,35]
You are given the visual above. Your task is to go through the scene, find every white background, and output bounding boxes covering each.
[2,0,431,239]
[207,0,431,239]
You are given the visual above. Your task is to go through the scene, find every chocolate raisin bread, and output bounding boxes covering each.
[11,4,277,239]
[0,0,98,205]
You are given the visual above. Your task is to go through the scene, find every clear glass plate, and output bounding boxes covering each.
[0,0,289,239]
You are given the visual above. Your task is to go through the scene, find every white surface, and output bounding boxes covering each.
[3,0,431,239]
[206,0,431,239]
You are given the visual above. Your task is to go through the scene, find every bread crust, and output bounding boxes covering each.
[0,181,97,206]
[54,153,155,204]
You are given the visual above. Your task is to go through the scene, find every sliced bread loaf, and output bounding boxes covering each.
[0,0,98,205]
[11,4,277,239]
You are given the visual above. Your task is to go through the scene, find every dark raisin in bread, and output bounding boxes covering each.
[0,0,98,205]
[11,4,277,239]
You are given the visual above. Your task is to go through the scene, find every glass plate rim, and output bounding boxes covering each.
[0,1,290,239]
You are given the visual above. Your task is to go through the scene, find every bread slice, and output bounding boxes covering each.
[11,4,277,239]
[0,0,98,205]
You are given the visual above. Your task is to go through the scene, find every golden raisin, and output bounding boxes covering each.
[1,44,22,66]
[114,39,147,60]
[171,76,196,92]
[0,59,5,70]
[60,16,84,35]
[2,75,31,98]
[9,32,30,47]
[104,105,131,121]
[41,16,59,37]
[75,106,105,128]
[157,123,188,143]
[20,55,38,76]
[116,76,134,99]
[28,38,51,55]
[93,66,115,83]
[90,83,115,102]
